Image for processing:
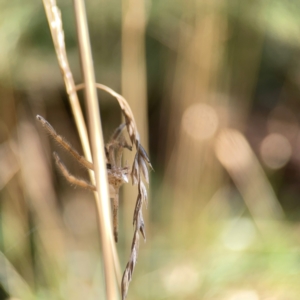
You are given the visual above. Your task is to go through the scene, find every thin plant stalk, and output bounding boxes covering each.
[73,0,118,299]
[42,1,151,297]
[42,0,92,165]
[42,0,121,289]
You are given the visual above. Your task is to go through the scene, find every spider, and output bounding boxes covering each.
[36,115,132,242]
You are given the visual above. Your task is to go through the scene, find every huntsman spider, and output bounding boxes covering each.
[36,115,131,242]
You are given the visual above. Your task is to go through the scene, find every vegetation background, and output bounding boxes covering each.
[0,0,300,299]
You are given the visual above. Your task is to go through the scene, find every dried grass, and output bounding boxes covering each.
[42,0,118,298]
[95,84,152,300]
[76,82,152,299]
[41,1,151,299]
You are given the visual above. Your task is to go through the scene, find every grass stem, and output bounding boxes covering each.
[73,0,118,298]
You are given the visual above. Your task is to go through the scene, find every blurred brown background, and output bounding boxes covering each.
[1,0,300,299]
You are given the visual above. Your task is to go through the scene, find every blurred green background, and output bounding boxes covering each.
[1,0,300,299]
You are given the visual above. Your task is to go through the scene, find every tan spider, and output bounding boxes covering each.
[36,115,131,242]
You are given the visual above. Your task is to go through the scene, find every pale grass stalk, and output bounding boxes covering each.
[42,0,92,166]
[214,129,284,220]
[73,0,117,299]
[42,1,151,297]
[76,83,137,131]
[42,0,120,296]
[76,82,152,300]
[0,251,34,299]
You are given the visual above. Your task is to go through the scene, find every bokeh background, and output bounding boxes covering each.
[1,0,300,299]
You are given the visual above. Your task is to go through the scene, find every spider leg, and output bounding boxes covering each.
[37,115,94,170]
[111,123,126,140]
[115,141,126,168]
[112,192,119,242]
[106,137,131,169]
[110,123,132,151]
[106,143,117,169]
[53,152,96,191]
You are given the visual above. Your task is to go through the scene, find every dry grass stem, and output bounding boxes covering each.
[75,83,152,299]
[215,129,284,220]
[76,83,152,169]
[42,0,121,296]
[0,251,34,299]
[42,1,151,297]
[42,0,92,165]
[73,0,118,298]
[0,141,20,190]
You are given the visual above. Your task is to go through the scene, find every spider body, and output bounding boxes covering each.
[37,115,131,242]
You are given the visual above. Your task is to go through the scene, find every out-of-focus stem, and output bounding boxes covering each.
[121,0,149,241]
[121,0,148,149]
[73,0,118,299]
